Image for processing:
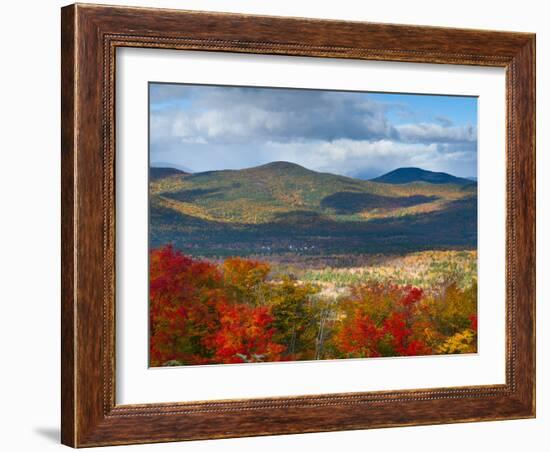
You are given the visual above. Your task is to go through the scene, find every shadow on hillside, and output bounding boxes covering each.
[150,196,477,256]
[320,191,438,214]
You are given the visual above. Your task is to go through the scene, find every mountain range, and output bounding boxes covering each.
[150,162,477,256]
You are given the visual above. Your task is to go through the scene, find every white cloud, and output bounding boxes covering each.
[149,84,478,178]
[262,139,440,177]
[396,122,477,143]
[151,85,396,146]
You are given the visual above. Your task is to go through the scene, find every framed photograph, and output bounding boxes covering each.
[61,3,535,447]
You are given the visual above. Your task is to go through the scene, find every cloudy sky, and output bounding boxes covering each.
[149,83,477,179]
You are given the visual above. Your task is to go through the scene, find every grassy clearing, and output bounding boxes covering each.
[301,250,477,294]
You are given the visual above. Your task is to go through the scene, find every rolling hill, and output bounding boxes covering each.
[149,162,477,256]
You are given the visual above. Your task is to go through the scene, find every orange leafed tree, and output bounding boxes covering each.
[333,285,431,358]
[222,257,271,306]
[203,302,285,363]
[150,246,285,366]
[149,245,223,366]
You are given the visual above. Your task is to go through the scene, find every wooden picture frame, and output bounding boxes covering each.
[61,3,535,447]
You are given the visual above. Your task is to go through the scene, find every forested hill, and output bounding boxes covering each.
[149,162,477,255]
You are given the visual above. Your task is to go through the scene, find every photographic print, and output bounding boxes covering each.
[148,83,478,367]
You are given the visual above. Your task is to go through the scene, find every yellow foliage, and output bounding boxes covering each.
[437,329,476,354]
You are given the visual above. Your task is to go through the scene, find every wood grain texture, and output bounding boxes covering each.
[61,3,536,447]
[60,5,76,446]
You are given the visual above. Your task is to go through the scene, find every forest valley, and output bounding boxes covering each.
[150,245,477,366]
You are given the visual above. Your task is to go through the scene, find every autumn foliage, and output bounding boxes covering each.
[333,286,431,358]
[149,246,285,365]
[150,245,477,366]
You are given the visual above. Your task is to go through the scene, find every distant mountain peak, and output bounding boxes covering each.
[371,167,473,185]
[150,162,194,173]
[149,166,189,181]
